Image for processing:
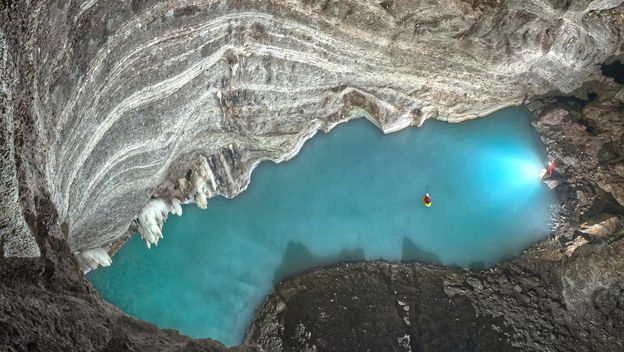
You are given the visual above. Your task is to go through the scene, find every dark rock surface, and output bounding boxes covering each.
[0,199,260,351]
[246,235,624,352]
[245,82,624,351]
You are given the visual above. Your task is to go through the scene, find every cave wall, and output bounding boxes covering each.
[1,1,624,351]
[1,0,623,260]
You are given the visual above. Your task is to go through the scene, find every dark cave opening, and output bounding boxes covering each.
[601,59,624,84]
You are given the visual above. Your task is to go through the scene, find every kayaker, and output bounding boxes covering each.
[423,193,431,206]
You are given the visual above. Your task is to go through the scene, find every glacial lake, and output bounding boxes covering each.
[89,107,559,346]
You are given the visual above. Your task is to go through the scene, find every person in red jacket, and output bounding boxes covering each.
[423,193,431,206]
[548,160,556,176]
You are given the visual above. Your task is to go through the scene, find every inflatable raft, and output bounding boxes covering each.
[422,195,431,207]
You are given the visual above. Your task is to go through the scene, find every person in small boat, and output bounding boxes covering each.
[423,193,431,205]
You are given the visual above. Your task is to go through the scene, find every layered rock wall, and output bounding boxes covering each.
[0,32,40,257]
[1,0,622,260]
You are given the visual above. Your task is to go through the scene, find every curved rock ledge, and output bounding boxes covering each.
[2,0,623,262]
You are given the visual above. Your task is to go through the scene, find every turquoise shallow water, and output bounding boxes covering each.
[89,107,558,346]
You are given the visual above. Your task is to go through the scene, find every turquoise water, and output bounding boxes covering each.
[89,107,558,346]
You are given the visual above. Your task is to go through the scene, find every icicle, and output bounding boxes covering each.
[76,248,112,272]
[135,197,185,249]
[170,198,183,216]
[136,199,170,248]
[191,171,209,209]
[195,185,208,209]
[131,154,219,250]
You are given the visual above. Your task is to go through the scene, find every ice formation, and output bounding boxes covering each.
[190,156,216,209]
[76,248,112,272]
[129,154,220,250]
[136,199,173,249]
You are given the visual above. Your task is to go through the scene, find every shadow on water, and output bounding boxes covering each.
[274,238,509,284]
[272,242,365,285]
[400,237,442,265]
[400,238,498,271]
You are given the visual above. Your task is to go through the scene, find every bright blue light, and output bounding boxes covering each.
[503,157,543,186]
[476,149,545,202]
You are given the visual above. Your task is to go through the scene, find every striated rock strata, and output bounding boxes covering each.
[1,0,623,263]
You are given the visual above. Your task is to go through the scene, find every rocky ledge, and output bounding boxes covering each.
[245,80,624,351]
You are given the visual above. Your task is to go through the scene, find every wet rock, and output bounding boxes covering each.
[564,236,590,257]
[544,179,560,189]
[466,277,484,291]
[246,262,519,352]
[248,234,624,351]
